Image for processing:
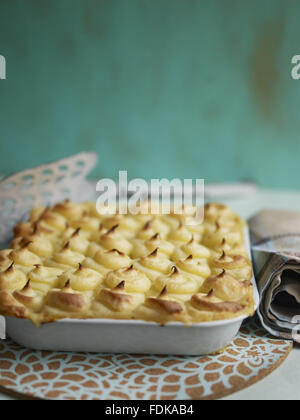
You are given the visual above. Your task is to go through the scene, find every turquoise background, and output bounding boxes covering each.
[0,0,300,187]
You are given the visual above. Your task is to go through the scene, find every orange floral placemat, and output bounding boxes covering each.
[0,317,293,400]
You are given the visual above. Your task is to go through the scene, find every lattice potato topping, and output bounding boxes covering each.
[0,201,255,326]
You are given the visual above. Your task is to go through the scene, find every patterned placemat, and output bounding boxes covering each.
[0,317,292,400]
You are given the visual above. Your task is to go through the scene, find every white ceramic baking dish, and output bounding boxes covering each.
[5,229,259,355]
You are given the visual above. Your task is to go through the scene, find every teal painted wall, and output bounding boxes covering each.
[0,0,299,187]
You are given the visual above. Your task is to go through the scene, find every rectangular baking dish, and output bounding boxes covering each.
[5,228,259,355]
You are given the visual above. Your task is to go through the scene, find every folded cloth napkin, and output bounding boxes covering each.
[249,209,300,343]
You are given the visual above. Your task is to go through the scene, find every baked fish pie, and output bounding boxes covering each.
[0,201,255,326]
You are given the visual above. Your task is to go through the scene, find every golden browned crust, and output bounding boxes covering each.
[13,281,35,305]
[99,290,132,311]
[146,297,183,314]
[45,282,88,313]
[0,290,27,318]
[191,292,245,313]
[213,252,250,269]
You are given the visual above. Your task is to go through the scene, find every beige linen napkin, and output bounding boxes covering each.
[249,209,300,342]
